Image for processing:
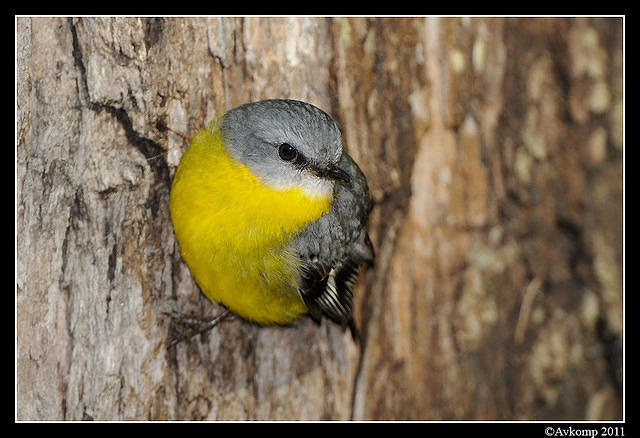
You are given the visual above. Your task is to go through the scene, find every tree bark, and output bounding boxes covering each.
[17,16,623,420]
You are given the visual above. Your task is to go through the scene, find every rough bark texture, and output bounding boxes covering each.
[17,17,623,420]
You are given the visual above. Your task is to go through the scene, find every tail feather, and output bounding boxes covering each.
[298,232,373,342]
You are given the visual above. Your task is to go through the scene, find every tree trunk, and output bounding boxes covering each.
[17,16,623,420]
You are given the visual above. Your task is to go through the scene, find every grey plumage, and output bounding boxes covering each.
[293,149,374,339]
[219,99,374,338]
[220,99,343,195]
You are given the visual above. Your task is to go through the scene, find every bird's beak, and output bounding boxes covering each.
[314,163,352,187]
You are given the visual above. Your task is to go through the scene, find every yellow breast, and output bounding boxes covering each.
[169,122,331,324]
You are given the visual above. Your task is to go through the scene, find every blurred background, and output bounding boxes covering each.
[17,16,623,420]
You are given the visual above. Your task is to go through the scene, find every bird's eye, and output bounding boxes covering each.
[278,143,298,162]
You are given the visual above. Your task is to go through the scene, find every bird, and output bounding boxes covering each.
[169,99,373,340]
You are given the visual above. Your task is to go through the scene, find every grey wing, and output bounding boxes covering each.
[293,151,374,339]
